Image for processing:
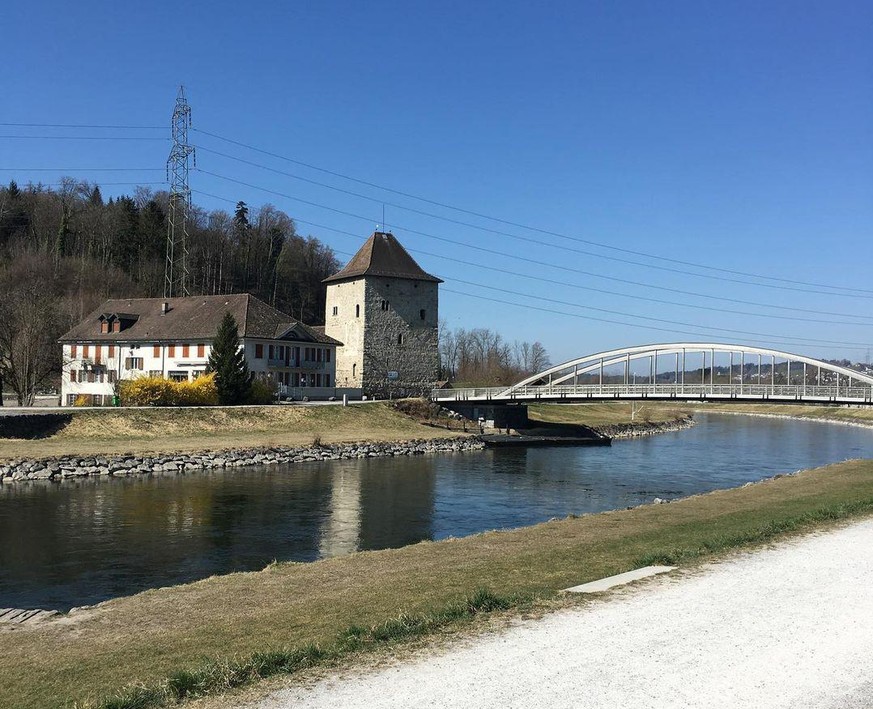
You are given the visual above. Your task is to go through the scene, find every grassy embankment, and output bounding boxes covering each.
[0,400,693,461]
[686,401,873,425]
[0,402,463,460]
[527,402,689,426]
[3,458,873,709]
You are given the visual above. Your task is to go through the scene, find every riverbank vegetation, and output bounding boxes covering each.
[528,402,689,426]
[529,401,873,428]
[688,401,873,426]
[0,402,462,460]
[3,458,872,709]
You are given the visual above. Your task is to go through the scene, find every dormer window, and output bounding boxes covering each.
[101,321,109,334]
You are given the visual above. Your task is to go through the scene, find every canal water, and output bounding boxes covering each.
[1,413,871,611]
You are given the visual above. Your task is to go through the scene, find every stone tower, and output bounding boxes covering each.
[323,231,441,397]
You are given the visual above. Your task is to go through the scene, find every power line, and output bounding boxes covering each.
[194,170,873,305]
[0,122,164,129]
[0,135,167,141]
[197,142,873,299]
[193,189,870,349]
[0,168,164,171]
[193,126,873,297]
[191,186,873,322]
[439,288,871,353]
[445,277,871,348]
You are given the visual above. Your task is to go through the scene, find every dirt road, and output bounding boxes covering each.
[252,518,873,709]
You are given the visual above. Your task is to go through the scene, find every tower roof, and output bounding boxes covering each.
[323,232,442,284]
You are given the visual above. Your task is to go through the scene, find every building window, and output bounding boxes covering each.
[168,344,176,358]
[108,370,117,383]
[324,374,330,387]
[125,357,144,370]
[101,321,109,334]
[153,344,160,358]
[381,299,389,311]
[112,321,121,333]
[325,349,331,363]
[182,344,190,358]
[355,304,360,318]
[168,371,187,382]
[148,370,162,377]
[332,306,338,316]
[197,343,205,358]
[71,344,77,359]
[108,344,115,358]
[268,344,275,360]
[87,371,96,383]
[70,370,77,382]
[67,394,77,406]
[420,309,426,320]
[255,344,264,359]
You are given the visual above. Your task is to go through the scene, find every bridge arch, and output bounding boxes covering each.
[506,343,873,394]
[501,342,873,398]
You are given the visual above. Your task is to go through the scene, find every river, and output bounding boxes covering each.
[1,413,871,611]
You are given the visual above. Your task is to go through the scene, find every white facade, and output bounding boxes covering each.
[61,338,339,406]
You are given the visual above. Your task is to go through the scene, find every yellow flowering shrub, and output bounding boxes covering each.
[118,373,218,406]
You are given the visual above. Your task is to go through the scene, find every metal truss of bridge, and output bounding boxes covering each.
[433,343,873,406]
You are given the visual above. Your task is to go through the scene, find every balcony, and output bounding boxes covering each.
[300,360,325,370]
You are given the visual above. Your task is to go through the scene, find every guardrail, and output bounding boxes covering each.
[431,383,873,404]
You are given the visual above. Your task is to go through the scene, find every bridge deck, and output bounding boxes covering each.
[432,383,873,406]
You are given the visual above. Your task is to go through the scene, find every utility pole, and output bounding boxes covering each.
[165,85,195,298]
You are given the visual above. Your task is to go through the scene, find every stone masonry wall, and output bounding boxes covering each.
[324,278,367,389]
[361,278,439,397]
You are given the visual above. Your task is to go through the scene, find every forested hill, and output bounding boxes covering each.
[0,178,341,404]
[0,179,340,325]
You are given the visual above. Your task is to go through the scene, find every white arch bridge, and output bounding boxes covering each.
[432,343,873,406]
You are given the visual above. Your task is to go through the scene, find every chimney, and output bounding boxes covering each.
[161,302,170,315]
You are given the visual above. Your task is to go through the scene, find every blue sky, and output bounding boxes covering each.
[3,1,871,364]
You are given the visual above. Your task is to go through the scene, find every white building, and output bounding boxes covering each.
[58,294,346,406]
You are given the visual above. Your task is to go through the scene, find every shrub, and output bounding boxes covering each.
[118,374,218,407]
[73,394,91,407]
[175,373,219,406]
[246,377,277,405]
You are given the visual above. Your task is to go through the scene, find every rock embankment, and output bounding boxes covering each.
[594,416,695,439]
[0,438,485,484]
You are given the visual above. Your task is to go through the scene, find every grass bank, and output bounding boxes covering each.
[0,401,694,461]
[0,402,463,460]
[528,402,689,427]
[688,401,873,426]
[529,401,873,429]
[4,459,873,709]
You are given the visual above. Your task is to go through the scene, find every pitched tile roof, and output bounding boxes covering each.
[59,294,342,345]
[323,231,442,284]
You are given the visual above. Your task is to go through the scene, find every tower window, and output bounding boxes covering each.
[332,306,338,316]
[397,333,404,345]
[355,304,360,318]
[381,299,389,311]
[420,309,426,320]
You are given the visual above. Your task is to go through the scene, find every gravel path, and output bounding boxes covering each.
[254,518,873,709]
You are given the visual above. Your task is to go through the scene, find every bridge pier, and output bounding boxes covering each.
[441,402,529,430]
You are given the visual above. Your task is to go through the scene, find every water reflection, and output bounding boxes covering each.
[0,413,871,611]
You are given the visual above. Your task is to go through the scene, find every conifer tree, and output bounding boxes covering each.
[206,312,251,404]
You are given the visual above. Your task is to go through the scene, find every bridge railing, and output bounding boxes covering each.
[431,383,873,402]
